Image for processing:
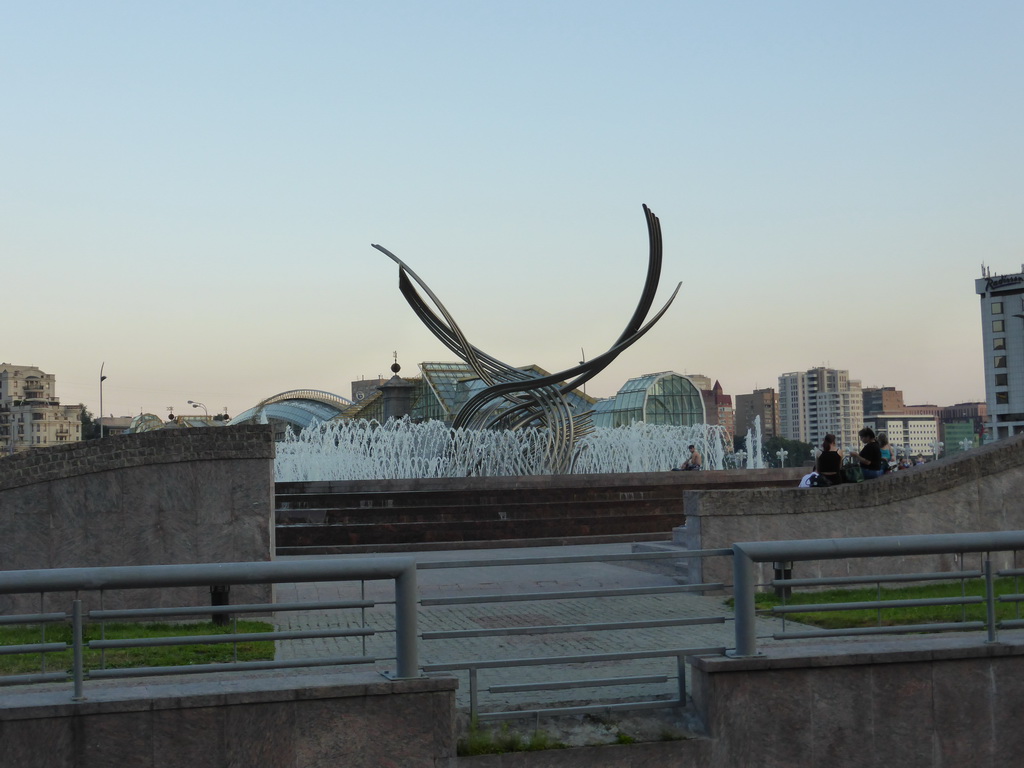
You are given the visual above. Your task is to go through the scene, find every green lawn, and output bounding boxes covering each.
[0,621,275,675]
[753,577,1024,629]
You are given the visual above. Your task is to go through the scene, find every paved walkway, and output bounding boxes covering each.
[273,543,790,714]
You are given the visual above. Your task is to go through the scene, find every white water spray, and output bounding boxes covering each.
[274,418,761,482]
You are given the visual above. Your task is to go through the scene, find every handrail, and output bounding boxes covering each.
[0,558,419,700]
[731,530,1024,656]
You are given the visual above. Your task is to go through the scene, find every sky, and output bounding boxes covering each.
[3,2,1021,420]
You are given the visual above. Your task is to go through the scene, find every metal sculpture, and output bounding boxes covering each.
[372,204,680,473]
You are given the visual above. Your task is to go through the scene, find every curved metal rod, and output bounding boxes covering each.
[374,244,505,387]
[394,269,532,389]
[373,244,522,389]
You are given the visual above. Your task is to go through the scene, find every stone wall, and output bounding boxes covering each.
[0,669,457,768]
[688,633,1024,767]
[676,434,1024,586]
[0,425,275,613]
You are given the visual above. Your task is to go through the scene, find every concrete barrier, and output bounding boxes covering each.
[0,425,275,613]
[675,435,1024,587]
[0,670,457,768]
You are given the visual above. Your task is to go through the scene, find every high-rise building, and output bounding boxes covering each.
[0,364,83,453]
[940,402,986,445]
[976,266,1024,441]
[863,386,905,416]
[734,388,779,441]
[685,374,713,392]
[779,367,863,451]
[863,414,940,460]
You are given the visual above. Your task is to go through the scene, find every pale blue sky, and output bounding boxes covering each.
[3,2,1020,419]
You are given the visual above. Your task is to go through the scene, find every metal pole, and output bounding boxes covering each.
[676,652,686,703]
[99,362,106,439]
[72,599,85,700]
[393,562,419,678]
[984,558,997,644]
[469,668,478,721]
[731,547,758,657]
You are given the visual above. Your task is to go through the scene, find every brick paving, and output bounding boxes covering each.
[273,544,790,713]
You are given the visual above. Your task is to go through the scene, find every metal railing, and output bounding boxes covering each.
[0,558,418,700]
[416,548,733,720]
[732,530,1024,656]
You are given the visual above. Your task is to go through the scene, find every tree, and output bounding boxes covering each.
[80,406,100,440]
[762,436,814,468]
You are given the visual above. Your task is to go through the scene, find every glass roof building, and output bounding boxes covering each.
[228,390,354,438]
[222,366,710,440]
[340,362,596,425]
[591,372,707,428]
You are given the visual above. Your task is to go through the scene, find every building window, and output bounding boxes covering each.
[996,373,1009,386]
[993,302,1004,314]
[995,338,1007,350]
[995,356,1007,369]
[997,392,1010,404]
[993,320,1005,333]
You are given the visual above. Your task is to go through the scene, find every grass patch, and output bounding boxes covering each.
[0,621,275,675]
[457,719,567,756]
[753,577,1024,629]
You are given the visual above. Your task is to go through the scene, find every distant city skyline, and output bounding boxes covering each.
[39,356,982,424]
[5,2,1014,419]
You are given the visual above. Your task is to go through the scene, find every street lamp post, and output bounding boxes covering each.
[734,449,747,469]
[99,362,107,439]
[776,448,788,467]
[188,400,209,417]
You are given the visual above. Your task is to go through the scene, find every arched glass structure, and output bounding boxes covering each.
[592,372,706,428]
[229,390,354,431]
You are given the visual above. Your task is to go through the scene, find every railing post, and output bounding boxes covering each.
[71,599,85,701]
[731,547,759,657]
[984,558,998,644]
[469,668,478,721]
[676,652,687,702]
[393,562,419,678]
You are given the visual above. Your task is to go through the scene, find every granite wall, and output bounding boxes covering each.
[688,633,1024,768]
[0,425,275,613]
[676,434,1024,587]
[0,670,457,768]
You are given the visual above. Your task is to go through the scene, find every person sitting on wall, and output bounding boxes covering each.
[815,433,843,485]
[681,445,702,471]
[854,427,885,480]
[878,433,895,473]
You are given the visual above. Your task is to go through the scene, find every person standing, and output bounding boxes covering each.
[855,427,884,479]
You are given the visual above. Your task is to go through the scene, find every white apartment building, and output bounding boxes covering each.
[976,267,1024,441]
[0,364,83,454]
[864,414,940,460]
[779,367,863,451]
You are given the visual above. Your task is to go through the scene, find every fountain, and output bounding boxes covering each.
[744,416,765,469]
[273,418,751,482]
